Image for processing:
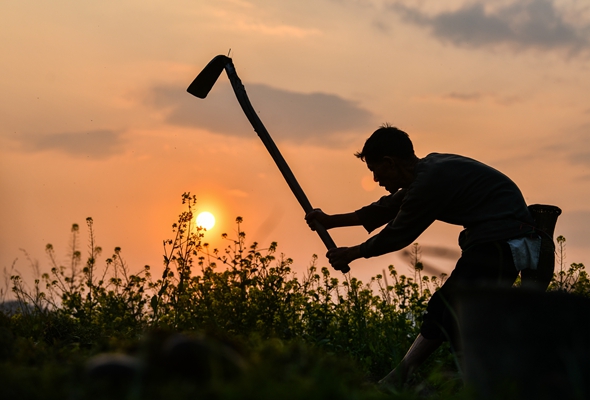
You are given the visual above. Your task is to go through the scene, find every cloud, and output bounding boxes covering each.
[557,129,590,167]
[556,209,590,250]
[417,91,522,106]
[443,92,484,102]
[230,21,322,38]
[150,82,377,147]
[227,189,249,198]
[14,130,126,159]
[537,123,590,170]
[387,0,590,54]
[211,1,323,38]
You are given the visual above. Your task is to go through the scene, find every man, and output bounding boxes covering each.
[305,125,541,387]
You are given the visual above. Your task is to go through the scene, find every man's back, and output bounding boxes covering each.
[358,153,534,257]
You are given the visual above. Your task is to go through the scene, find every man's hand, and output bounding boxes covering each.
[326,246,361,271]
[305,208,332,231]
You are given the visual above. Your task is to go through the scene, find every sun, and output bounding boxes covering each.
[196,211,216,230]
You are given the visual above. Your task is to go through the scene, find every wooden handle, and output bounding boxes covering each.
[223,61,350,273]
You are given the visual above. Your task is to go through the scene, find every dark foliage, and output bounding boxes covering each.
[1,193,585,399]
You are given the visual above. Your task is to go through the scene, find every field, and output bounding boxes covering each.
[1,193,587,399]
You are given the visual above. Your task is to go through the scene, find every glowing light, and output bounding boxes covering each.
[361,175,377,191]
[196,211,216,230]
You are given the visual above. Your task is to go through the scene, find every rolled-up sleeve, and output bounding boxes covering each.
[359,207,437,258]
[355,190,405,233]
[358,178,446,259]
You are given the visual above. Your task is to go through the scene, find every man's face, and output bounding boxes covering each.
[366,157,404,193]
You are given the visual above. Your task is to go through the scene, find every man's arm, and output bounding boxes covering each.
[304,210,363,271]
[326,245,362,270]
[305,209,362,230]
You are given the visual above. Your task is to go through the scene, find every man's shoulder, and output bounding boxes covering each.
[416,153,466,175]
[422,153,479,163]
[419,153,492,173]
[414,153,504,191]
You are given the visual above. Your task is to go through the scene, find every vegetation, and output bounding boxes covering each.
[1,193,587,399]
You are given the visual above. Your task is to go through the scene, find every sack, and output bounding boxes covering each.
[520,204,561,290]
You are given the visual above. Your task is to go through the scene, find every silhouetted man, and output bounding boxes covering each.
[306,125,543,388]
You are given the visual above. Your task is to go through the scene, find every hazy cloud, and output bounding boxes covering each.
[150,82,377,147]
[539,124,590,169]
[562,129,590,167]
[230,21,322,38]
[417,91,522,106]
[227,189,249,198]
[568,151,590,168]
[444,91,522,105]
[387,0,590,54]
[556,210,590,249]
[443,92,484,102]
[14,130,125,159]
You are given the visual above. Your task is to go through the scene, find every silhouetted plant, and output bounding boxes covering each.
[548,235,589,295]
[3,193,587,399]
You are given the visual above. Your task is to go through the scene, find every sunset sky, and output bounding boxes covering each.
[2,0,589,286]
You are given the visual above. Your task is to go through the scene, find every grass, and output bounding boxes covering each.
[1,192,587,399]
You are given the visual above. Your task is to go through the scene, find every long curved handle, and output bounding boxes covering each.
[223,60,350,273]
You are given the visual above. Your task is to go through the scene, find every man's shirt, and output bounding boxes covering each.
[356,153,535,258]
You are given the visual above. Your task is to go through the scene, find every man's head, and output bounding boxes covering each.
[355,124,414,164]
[356,124,418,192]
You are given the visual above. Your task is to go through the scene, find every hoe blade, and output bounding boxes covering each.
[187,55,231,99]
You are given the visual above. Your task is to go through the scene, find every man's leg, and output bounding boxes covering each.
[378,334,443,389]
[379,241,519,389]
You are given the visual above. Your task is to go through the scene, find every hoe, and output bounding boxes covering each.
[187,55,350,273]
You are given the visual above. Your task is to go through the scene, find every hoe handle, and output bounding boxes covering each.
[224,61,350,273]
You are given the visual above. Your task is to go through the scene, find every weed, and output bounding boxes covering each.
[3,193,587,399]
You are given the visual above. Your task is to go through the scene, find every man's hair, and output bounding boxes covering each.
[355,124,414,163]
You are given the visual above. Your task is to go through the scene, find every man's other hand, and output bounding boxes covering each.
[326,246,361,271]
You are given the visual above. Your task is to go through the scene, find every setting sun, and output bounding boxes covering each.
[196,211,216,230]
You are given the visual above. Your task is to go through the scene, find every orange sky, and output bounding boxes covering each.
[2,0,589,287]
